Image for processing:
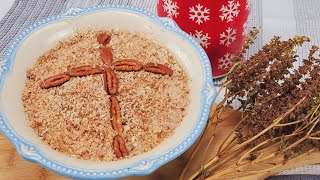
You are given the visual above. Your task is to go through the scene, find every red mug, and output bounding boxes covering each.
[157,0,250,78]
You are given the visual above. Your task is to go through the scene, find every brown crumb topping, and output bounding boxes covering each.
[22,29,190,161]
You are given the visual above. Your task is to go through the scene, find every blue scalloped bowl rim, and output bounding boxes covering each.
[0,4,216,179]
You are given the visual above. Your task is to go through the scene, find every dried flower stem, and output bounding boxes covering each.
[182,30,320,179]
[201,103,319,179]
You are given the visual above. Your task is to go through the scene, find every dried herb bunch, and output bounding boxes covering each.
[179,28,320,179]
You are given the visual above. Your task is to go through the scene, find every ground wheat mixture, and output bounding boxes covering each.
[22,29,190,161]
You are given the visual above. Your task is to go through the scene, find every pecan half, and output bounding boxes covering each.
[110,96,122,134]
[97,33,111,46]
[103,68,119,95]
[40,74,71,89]
[143,63,173,76]
[69,65,103,77]
[101,47,113,65]
[112,59,143,71]
[113,135,128,158]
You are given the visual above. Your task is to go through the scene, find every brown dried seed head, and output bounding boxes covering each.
[69,65,103,77]
[112,59,143,71]
[97,33,111,46]
[40,74,71,89]
[104,68,118,95]
[113,135,128,158]
[110,96,123,134]
[101,47,113,65]
[143,62,173,76]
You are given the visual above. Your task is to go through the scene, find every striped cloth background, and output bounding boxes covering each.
[0,0,320,179]
[0,0,157,59]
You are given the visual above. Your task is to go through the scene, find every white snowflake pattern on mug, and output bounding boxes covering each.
[190,30,211,48]
[219,0,240,23]
[220,27,237,47]
[162,0,179,18]
[189,3,210,25]
[218,53,235,70]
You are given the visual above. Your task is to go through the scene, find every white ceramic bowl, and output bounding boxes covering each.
[0,5,216,179]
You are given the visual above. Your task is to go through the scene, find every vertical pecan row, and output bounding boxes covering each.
[97,33,111,46]
[113,135,129,158]
[101,47,113,66]
[103,68,119,95]
[110,96,123,134]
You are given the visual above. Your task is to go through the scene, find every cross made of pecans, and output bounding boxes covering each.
[40,33,173,159]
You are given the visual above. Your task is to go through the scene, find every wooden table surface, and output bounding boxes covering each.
[1,107,319,180]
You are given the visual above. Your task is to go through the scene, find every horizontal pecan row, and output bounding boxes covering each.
[143,62,173,76]
[69,65,103,77]
[40,74,71,89]
[40,65,104,89]
[113,59,143,71]
[40,61,173,89]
